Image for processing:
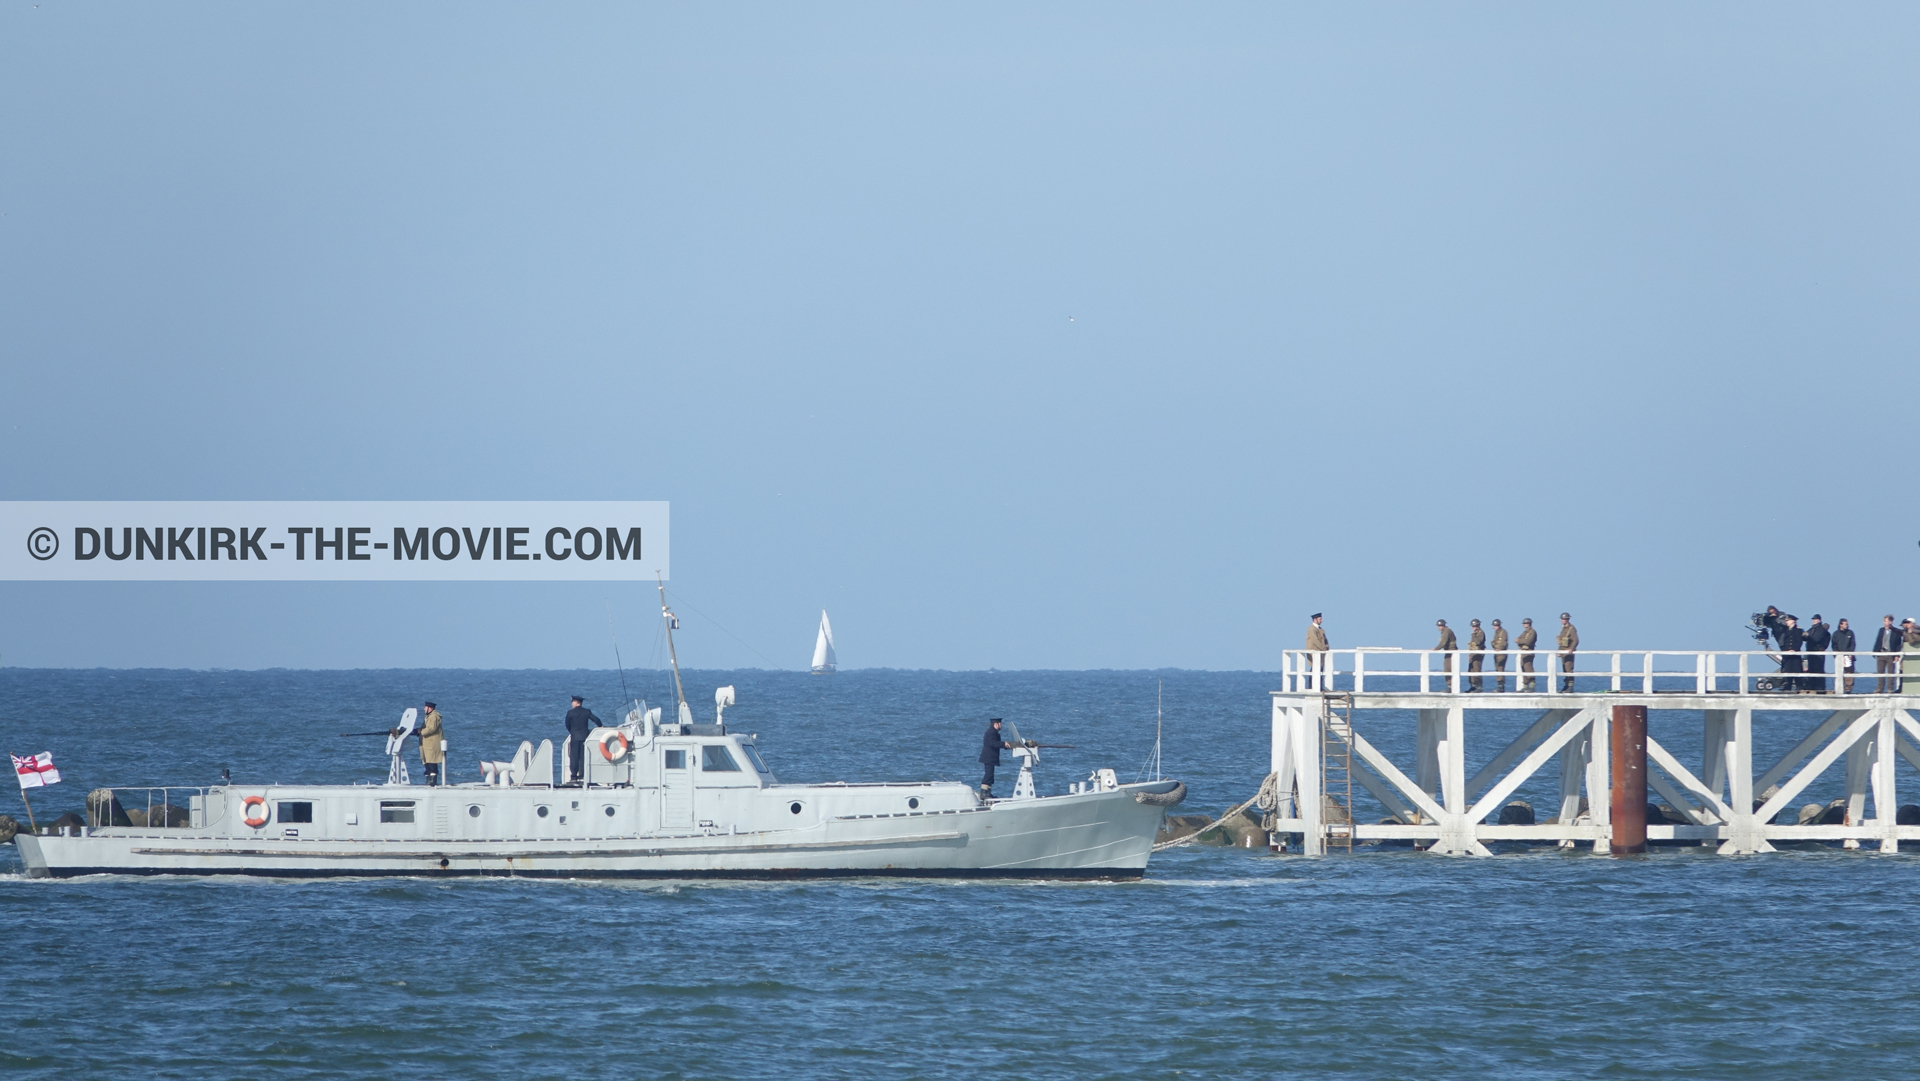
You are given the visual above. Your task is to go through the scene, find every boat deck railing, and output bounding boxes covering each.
[86,787,211,829]
[1281,648,1917,696]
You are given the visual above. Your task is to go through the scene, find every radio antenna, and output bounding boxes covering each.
[606,599,631,710]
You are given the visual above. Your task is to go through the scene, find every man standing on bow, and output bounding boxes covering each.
[1517,618,1539,691]
[564,695,602,785]
[1490,619,1510,692]
[418,701,446,787]
[1874,616,1903,693]
[979,718,1015,798]
[1305,613,1331,691]
[1556,613,1579,693]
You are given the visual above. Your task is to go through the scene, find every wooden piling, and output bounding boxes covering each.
[1610,704,1647,854]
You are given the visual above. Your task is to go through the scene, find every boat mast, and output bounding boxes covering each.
[657,573,689,723]
[1153,679,1163,781]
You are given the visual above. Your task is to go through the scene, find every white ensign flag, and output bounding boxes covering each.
[12,752,60,790]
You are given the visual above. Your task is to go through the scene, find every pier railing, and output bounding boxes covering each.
[1281,648,1912,696]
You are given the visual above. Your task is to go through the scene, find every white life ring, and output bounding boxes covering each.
[597,731,630,762]
[242,795,269,828]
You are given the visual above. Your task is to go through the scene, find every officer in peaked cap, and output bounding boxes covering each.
[418,701,446,786]
[564,695,602,785]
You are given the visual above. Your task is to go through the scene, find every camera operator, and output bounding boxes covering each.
[1758,606,1796,649]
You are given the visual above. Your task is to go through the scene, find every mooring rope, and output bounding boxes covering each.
[1151,771,1279,852]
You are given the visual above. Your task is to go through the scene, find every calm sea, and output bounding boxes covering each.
[4,667,1919,1079]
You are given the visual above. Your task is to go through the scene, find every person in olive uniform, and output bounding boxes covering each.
[1466,619,1487,692]
[1305,613,1331,690]
[1777,616,1805,691]
[1490,619,1510,692]
[1874,616,1903,693]
[1517,618,1538,691]
[1433,620,1459,690]
[1556,613,1579,693]
[418,701,446,787]
[1833,618,1857,694]
[564,695,602,784]
[979,718,1014,797]
[1804,615,1833,693]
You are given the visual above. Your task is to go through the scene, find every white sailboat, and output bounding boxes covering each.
[811,611,837,674]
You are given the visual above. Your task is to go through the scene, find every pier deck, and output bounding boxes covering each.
[1270,648,1920,856]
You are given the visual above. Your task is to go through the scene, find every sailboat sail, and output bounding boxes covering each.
[811,611,837,674]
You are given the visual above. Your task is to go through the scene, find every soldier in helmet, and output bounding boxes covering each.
[1466,619,1487,692]
[1556,613,1579,693]
[1490,619,1510,692]
[1433,620,1459,691]
[1516,618,1539,691]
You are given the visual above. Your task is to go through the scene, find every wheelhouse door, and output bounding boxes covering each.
[660,747,692,828]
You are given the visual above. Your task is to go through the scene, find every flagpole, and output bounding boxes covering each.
[13,755,37,832]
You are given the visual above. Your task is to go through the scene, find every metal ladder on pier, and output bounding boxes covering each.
[1322,693,1355,852]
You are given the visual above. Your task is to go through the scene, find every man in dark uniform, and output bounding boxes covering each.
[1490,619,1510,692]
[1804,615,1832,693]
[1778,616,1805,691]
[1516,618,1538,691]
[564,695,602,784]
[979,718,1014,798]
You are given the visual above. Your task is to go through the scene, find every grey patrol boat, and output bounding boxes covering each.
[10,590,1185,881]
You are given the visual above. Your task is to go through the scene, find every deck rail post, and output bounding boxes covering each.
[1611,704,1648,854]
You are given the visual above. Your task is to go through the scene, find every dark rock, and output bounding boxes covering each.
[87,789,132,828]
[1156,813,1219,846]
[0,815,18,844]
[49,813,85,835]
[1898,805,1920,826]
[1496,801,1535,826]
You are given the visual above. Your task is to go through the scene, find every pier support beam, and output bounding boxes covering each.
[1610,705,1647,855]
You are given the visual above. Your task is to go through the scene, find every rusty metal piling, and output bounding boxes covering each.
[1610,704,1648,854]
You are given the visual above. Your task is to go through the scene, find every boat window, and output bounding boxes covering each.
[467,805,482,818]
[276,801,314,824]
[379,800,415,824]
[701,745,741,772]
[664,749,686,770]
[741,745,770,774]
[536,805,550,818]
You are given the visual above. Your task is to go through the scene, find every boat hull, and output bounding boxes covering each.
[12,782,1176,881]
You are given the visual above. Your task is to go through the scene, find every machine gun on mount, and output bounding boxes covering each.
[336,709,418,784]
[995,722,1081,801]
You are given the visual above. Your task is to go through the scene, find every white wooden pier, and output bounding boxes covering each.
[1270,648,1920,856]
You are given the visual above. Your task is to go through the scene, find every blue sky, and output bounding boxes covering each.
[2,3,1916,670]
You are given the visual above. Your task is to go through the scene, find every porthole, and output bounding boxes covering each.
[907,797,920,810]
[467,805,481,818]
[604,805,616,817]
[789,802,803,815]
[536,805,550,818]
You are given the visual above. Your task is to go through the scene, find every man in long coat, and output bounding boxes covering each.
[1874,616,1903,693]
[418,701,446,787]
[1305,614,1331,690]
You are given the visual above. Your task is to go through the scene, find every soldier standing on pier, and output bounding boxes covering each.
[1874,616,1902,693]
[1434,619,1459,690]
[1833,618,1857,694]
[1804,615,1832,692]
[1517,618,1539,691]
[1466,619,1486,692]
[1490,619,1510,692]
[1305,613,1331,691]
[1557,613,1579,693]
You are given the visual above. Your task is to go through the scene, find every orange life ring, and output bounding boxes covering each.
[242,795,269,828]
[598,731,630,762]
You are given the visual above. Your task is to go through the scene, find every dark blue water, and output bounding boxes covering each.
[4,668,1919,1079]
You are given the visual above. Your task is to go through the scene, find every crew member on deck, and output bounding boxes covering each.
[565,695,602,784]
[418,701,446,787]
[979,718,1014,798]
